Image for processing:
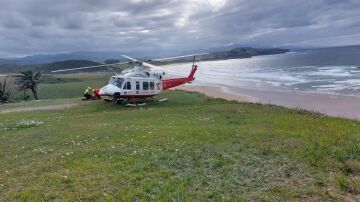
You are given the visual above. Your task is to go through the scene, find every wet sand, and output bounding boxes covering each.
[177,84,360,121]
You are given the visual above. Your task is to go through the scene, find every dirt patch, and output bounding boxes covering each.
[0,103,78,114]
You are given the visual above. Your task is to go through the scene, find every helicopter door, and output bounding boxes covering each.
[122,81,132,95]
[149,81,155,94]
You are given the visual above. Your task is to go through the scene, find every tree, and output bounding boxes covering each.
[15,70,42,100]
[0,76,12,103]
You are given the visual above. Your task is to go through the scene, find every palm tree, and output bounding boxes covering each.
[15,70,42,100]
[0,76,12,103]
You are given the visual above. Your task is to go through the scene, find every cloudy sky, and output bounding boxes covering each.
[0,0,359,57]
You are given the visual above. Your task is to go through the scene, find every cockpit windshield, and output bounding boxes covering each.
[109,77,124,88]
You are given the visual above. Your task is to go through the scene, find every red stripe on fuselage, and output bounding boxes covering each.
[120,94,156,99]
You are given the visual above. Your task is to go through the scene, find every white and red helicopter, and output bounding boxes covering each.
[51,54,207,103]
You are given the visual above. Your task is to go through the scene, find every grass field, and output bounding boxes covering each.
[38,72,113,100]
[1,72,113,100]
[1,73,360,201]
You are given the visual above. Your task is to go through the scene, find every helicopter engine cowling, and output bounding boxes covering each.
[149,71,165,80]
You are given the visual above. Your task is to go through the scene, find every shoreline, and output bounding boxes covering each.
[176,84,360,120]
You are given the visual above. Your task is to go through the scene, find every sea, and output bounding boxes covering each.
[164,45,360,97]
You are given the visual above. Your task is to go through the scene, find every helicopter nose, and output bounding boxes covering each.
[98,86,108,96]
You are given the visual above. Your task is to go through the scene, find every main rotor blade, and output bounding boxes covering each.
[121,54,162,70]
[150,53,210,62]
[51,62,128,73]
[121,55,139,62]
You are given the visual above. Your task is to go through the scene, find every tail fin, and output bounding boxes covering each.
[188,65,197,79]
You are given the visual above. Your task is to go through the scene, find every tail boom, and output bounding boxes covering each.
[162,65,197,90]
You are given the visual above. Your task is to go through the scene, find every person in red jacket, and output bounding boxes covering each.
[93,89,101,99]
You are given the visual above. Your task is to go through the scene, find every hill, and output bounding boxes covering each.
[152,47,289,64]
[210,47,288,59]
[0,50,162,65]
[0,47,288,73]
[0,60,103,73]
[0,51,126,65]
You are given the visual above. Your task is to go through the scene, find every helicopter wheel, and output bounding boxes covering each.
[112,93,122,104]
[114,98,124,104]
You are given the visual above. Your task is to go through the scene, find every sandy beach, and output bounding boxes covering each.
[177,84,360,120]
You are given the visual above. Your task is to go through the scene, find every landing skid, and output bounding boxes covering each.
[125,103,147,107]
[103,97,124,104]
[103,97,168,106]
[158,98,168,102]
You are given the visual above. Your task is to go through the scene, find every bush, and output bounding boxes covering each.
[0,76,13,103]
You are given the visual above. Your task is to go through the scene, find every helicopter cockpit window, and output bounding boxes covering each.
[111,78,124,88]
[109,77,115,84]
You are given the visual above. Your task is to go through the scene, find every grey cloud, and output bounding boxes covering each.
[0,12,29,29]
[0,0,359,57]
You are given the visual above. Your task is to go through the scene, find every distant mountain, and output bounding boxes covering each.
[4,44,358,66]
[153,47,289,64]
[0,42,300,66]
[0,43,293,65]
[0,50,165,65]
[212,47,289,59]
[178,43,278,55]
[0,60,102,73]
[0,51,126,65]
[0,47,289,73]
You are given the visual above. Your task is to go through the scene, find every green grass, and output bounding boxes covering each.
[38,73,112,100]
[8,72,112,100]
[0,98,80,111]
[1,73,360,201]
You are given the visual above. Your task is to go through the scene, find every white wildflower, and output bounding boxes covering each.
[0,119,44,131]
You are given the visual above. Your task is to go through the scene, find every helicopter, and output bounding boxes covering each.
[51,54,207,103]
